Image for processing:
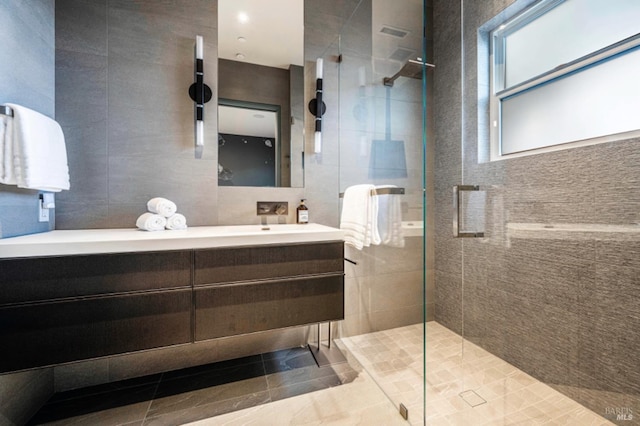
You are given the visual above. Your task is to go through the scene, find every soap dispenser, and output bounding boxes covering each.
[296,199,309,224]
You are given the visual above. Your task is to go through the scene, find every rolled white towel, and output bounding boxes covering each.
[136,212,167,231]
[147,197,177,218]
[165,213,188,230]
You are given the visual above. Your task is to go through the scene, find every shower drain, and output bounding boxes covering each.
[459,389,487,407]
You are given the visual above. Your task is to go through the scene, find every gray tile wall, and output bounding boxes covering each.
[0,1,56,421]
[55,0,218,229]
[434,0,640,421]
[0,0,55,239]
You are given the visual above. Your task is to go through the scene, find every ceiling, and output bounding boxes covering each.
[218,0,304,69]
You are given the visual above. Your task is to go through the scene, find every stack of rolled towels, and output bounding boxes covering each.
[136,197,188,231]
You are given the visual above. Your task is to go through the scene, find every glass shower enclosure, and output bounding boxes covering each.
[329,0,638,425]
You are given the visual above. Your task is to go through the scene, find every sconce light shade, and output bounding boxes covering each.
[189,35,213,150]
[308,58,326,154]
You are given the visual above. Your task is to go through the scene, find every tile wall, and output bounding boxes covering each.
[0,0,55,239]
[433,0,640,422]
[0,1,56,422]
[55,0,219,229]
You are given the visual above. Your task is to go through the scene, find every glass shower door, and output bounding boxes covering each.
[333,0,430,424]
[433,1,640,424]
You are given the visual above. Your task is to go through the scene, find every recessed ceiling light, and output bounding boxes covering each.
[236,53,245,60]
[237,37,246,43]
[253,114,265,119]
[238,12,249,23]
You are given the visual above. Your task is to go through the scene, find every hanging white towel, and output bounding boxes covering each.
[136,212,167,231]
[376,185,404,248]
[0,114,15,185]
[147,197,177,218]
[5,103,70,192]
[340,184,381,250]
[165,213,188,230]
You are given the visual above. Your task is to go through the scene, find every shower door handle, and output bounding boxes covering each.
[453,185,485,238]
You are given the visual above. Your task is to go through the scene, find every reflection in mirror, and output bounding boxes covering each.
[218,0,304,187]
[218,100,280,186]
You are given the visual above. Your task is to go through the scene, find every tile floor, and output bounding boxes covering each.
[188,322,614,425]
[28,346,359,425]
[339,322,614,425]
[28,322,617,425]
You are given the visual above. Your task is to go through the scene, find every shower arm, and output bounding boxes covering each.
[383,59,435,87]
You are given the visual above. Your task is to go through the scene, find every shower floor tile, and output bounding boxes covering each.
[339,322,614,426]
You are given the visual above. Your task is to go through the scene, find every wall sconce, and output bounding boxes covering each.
[308,58,326,153]
[188,35,212,149]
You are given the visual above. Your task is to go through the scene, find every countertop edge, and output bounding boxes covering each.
[0,225,345,259]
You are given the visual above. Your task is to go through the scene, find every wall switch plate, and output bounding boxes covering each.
[38,202,49,222]
[38,194,51,222]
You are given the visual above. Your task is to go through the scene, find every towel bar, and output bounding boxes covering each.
[0,105,13,117]
[339,187,405,198]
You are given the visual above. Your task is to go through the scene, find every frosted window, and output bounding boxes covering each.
[501,0,640,89]
[501,47,640,155]
[489,0,640,158]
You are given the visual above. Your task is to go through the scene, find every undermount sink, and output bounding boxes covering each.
[0,224,344,258]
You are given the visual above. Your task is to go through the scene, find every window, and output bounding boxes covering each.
[489,0,640,159]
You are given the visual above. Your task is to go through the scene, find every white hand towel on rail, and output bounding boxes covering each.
[147,197,177,218]
[136,212,167,231]
[376,185,405,248]
[340,184,381,250]
[165,213,188,230]
[5,103,70,192]
[0,114,15,185]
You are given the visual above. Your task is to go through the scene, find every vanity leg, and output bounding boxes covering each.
[308,321,346,367]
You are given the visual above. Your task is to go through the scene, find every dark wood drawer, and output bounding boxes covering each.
[194,242,343,285]
[0,289,192,373]
[0,251,192,306]
[195,274,344,340]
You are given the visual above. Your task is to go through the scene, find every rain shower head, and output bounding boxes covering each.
[383,59,435,87]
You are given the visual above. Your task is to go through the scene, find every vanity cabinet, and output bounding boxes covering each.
[0,240,344,374]
[194,242,344,340]
[0,251,192,373]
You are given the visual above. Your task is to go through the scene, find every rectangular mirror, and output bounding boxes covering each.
[218,0,304,187]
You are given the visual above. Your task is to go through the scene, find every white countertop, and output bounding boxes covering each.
[0,224,345,259]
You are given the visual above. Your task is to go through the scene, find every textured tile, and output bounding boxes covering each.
[55,0,107,56]
[370,270,422,313]
[0,0,55,117]
[107,156,217,205]
[434,270,462,334]
[0,0,55,239]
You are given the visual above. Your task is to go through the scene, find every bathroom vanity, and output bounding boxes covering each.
[0,225,344,373]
